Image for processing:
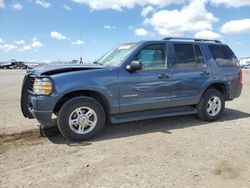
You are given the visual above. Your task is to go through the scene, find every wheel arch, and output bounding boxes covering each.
[53,90,111,117]
[201,82,229,100]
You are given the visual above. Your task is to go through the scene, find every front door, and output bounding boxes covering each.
[119,42,173,113]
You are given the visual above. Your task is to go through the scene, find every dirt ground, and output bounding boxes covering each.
[0,70,250,188]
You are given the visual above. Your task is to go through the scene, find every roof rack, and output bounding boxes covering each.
[163,37,222,43]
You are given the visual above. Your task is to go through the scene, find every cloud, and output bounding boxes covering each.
[32,41,44,48]
[221,19,250,34]
[35,0,51,8]
[144,0,218,36]
[71,40,84,45]
[72,0,250,10]
[63,4,72,11]
[210,0,250,7]
[19,38,44,51]
[15,40,26,45]
[72,0,184,11]
[135,28,149,36]
[32,37,38,42]
[0,38,5,43]
[19,45,32,51]
[141,5,155,17]
[0,44,17,52]
[0,38,19,52]
[0,37,43,52]
[194,30,222,39]
[128,25,134,30]
[11,3,23,10]
[50,31,67,40]
[0,0,5,9]
[104,25,117,30]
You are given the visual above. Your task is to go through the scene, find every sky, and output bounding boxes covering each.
[0,0,250,63]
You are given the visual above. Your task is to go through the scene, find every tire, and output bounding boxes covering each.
[57,96,105,141]
[197,89,225,121]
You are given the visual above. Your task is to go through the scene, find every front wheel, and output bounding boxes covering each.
[197,89,225,121]
[57,96,105,140]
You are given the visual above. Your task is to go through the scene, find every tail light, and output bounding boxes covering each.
[239,69,243,84]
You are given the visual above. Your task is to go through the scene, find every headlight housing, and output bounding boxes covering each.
[33,78,52,95]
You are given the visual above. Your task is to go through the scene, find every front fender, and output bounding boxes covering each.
[51,68,119,114]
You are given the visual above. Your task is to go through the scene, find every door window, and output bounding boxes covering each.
[173,44,204,68]
[135,44,166,70]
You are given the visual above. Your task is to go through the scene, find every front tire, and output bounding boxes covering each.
[57,96,105,141]
[197,89,225,121]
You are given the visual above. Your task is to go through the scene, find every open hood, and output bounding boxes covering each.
[28,64,104,76]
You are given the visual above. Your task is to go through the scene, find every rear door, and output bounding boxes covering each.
[168,42,211,106]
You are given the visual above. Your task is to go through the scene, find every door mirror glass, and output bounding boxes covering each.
[126,61,142,71]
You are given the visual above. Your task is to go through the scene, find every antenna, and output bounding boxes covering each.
[80,32,83,64]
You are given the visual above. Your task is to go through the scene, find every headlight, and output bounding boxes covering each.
[33,78,52,95]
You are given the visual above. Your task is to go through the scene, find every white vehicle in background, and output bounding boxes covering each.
[242,64,250,69]
[239,57,250,69]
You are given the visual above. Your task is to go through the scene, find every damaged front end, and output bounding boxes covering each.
[20,64,105,126]
[20,72,55,126]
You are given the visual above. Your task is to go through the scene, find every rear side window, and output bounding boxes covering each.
[173,44,204,68]
[209,45,238,67]
[194,45,204,66]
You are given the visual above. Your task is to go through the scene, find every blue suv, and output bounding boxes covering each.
[21,38,243,140]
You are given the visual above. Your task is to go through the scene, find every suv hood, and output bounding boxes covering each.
[28,64,104,76]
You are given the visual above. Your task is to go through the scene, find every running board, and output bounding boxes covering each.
[110,106,198,124]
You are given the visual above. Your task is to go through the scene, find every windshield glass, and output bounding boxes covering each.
[96,42,139,67]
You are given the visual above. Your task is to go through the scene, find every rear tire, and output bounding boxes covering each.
[57,96,105,141]
[197,89,225,121]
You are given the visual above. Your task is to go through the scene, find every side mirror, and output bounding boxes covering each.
[126,61,142,72]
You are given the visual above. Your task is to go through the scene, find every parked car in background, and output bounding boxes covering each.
[21,38,243,140]
[241,63,250,69]
[0,62,12,69]
[239,57,250,69]
[0,61,28,69]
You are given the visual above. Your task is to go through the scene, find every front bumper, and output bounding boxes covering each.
[30,109,53,126]
[28,95,58,126]
[21,74,58,126]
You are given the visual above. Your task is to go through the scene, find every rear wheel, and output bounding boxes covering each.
[57,96,105,140]
[197,89,225,121]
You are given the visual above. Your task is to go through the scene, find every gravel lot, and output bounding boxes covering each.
[0,70,250,187]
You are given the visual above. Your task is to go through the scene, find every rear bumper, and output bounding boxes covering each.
[234,83,243,98]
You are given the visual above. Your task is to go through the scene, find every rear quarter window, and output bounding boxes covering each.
[209,45,238,67]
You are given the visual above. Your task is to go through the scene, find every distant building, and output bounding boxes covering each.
[239,57,250,66]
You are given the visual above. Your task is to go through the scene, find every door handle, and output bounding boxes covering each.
[200,71,210,76]
[158,74,170,79]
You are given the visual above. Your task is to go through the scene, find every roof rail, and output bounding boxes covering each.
[163,37,222,43]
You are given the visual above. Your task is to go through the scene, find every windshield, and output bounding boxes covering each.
[96,42,139,67]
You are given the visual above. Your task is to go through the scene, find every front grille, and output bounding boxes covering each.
[21,74,35,118]
[27,75,35,92]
